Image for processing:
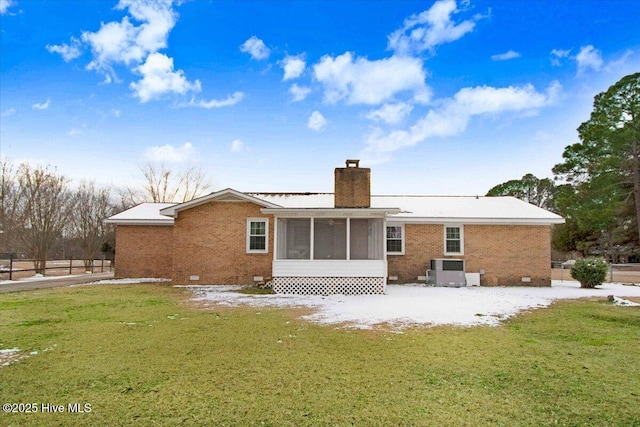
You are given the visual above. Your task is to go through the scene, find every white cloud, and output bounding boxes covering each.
[491,50,520,61]
[46,37,83,62]
[82,0,177,72]
[111,108,121,117]
[552,46,629,76]
[47,0,238,104]
[230,139,245,152]
[145,142,195,163]
[362,81,561,162]
[453,82,558,115]
[575,45,603,75]
[604,50,634,72]
[130,52,201,102]
[1,107,16,117]
[313,52,431,105]
[68,128,83,136]
[307,110,327,131]
[0,0,15,14]
[281,54,306,80]
[365,102,414,124]
[240,36,270,60]
[188,91,245,109]
[32,98,51,110]
[550,48,571,66]
[289,84,311,102]
[81,0,178,79]
[388,0,481,55]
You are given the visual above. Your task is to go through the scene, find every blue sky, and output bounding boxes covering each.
[1,0,639,196]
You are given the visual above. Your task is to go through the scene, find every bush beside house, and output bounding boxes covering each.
[570,257,608,288]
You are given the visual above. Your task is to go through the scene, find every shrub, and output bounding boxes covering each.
[570,257,608,288]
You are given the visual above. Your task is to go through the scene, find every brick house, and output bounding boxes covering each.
[106,160,564,294]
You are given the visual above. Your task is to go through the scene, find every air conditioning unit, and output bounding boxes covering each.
[427,259,466,287]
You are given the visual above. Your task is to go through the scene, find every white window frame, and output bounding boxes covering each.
[444,225,464,255]
[386,224,405,255]
[247,218,269,254]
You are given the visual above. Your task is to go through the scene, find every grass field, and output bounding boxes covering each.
[1,283,639,426]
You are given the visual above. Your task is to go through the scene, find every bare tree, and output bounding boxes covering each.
[120,162,212,206]
[17,163,75,274]
[69,181,116,269]
[0,158,24,254]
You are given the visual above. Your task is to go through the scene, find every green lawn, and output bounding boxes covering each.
[1,284,639,426]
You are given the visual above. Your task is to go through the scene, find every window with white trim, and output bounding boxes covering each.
[247,218,268,253]
[445,225,463,255]
[386,225,404,255]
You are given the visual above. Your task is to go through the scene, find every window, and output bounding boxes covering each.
[314,218,347,259]
[247,218,268,253]
[276,218,310,259]
[386,225,404,255]
[351,218,384,260]
[445,225,463,255]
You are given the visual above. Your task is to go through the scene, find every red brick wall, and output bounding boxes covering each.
[387,224,552,286]
[114,225,173,278]
[114,209,552,286]
[172,201,273,285]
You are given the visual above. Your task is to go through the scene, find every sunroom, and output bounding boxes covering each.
[261,207,400,295]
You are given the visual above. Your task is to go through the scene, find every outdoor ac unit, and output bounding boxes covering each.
[427,259,466,287]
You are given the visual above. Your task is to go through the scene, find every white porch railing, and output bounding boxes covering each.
[272,259,387,277]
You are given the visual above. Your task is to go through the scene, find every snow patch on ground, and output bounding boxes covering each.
[0,345,56,367]
[189,281,640,329]
[609,295,640,306]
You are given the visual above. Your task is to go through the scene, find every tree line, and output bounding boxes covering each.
[487,72,640,262]
[0,161,211,274]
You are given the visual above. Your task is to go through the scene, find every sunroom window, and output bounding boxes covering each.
[276,218,311,259]
[275,217,384,260]
[314,218,347,259]
[350,218,384,260]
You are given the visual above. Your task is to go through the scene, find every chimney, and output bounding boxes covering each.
[334,159,370,208]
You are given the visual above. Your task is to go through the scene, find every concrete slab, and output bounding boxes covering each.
[0,271,115,293]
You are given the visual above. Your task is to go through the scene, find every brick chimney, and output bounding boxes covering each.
[334,159,371,208]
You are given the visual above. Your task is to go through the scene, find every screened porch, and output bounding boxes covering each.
[261,207,399,294]
[276,217,385,261]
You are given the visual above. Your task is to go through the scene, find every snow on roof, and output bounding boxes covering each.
[105,203,175,225]
[374,195,563,223]
[107,192,564,225]
[160,188,281,218]
[248,192,334,208]
[251,193,564,224]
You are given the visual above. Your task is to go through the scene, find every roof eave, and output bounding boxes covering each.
[103,219,174,226]
[261,207,401,217]
[388,216,565,225]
